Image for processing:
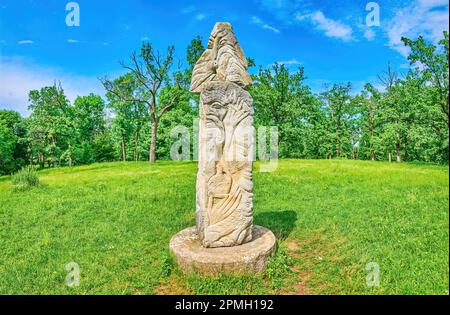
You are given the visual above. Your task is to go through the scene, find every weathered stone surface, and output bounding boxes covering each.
[191,22,255,248]
[169,22,276,275]
[195,81,255,248]
[190,22,252,93]
[169,225,276,275]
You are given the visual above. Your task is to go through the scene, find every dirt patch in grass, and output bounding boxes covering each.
[282,229,348,295]
[281,241,313,295]
[155,276,192,295]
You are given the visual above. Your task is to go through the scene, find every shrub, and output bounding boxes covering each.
[11,166,40,191]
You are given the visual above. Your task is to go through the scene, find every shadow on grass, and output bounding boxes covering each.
[254,210,297,240]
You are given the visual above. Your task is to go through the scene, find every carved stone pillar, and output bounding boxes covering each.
[170,22,275,274]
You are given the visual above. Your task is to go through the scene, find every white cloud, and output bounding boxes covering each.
[195,13,206,21]
[385,0,449,56]
[296,11,353,41]
[251,16,280,33]
[181,5,196,14]
[18,40,34,45]
[252,16,263,24]
[417,0,449,7]
[275,59,301,66]
[364,28,376,41]
[0,56,105,116]
[258,0,306,22]
[263,24,280,33]
[357,22,376,41]
[180,5,208,22]
[67,39,79,43]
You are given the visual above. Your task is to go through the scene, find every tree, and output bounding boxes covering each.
[402,31,449,129]
[104,74,136,162]
[185,36,205,81]
[74,94,106,142]
[27,83,73,168]
[0,110,28,173]
[320,83,358,158]
[356,84,381,160]
[377,62,398,90]
[250,64,318,158]
[101,42,184,163]
[0,123,15,174]
[71,94,107,164]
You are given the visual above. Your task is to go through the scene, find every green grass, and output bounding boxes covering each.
[0,160,448,294]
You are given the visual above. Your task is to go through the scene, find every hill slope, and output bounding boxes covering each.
[0,160,448,294]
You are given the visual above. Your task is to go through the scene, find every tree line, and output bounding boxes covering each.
[0,32,448,175]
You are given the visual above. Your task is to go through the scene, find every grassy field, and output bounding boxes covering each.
[0,160,448,295]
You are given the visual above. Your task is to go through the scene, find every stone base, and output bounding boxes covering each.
[169,225,276,275]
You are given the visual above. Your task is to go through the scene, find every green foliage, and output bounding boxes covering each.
[247,32,448,164]
[250,64,320,158]
[73,94,106,144]
[11,166,39,191]
[320,83,359,159]
[185,35,205,81]
[402,31,449,129]
[1,33,449,175]
[92,131,116,162]
[0,123,16,173]
[0,110,27,174]
[27,83,73,168]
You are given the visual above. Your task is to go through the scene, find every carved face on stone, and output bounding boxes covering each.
[190,22,252,93]
[201,81,253,121]
[193,22,255,249]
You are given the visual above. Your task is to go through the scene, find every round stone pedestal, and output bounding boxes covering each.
[169,225,276,275]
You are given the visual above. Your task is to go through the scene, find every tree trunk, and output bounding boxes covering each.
[135,127,140,162]
[405,138,410,162]
[121,130,126,162]
[149,120,158,163]
[388,152,392,163]
[68,142,72,167]
[396,145,401,162]
[39,153,45,168]
[336,146,341,158]
[370,113,375,161]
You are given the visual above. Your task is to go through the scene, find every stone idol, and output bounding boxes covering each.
[170,22,276,275]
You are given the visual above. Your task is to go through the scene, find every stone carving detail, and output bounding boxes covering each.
[191,22,254,248]
[190,22,252,94]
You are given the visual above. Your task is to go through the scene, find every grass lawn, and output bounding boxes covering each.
[0,160,448,294]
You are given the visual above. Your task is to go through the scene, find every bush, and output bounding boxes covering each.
[11,166,40,191]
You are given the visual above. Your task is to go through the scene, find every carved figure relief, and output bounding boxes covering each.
[191,23,254,248]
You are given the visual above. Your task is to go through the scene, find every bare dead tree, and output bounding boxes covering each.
[101,43,184,163]
[377,62,398,90]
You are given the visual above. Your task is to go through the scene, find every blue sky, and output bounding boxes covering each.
[0,0,448,115]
